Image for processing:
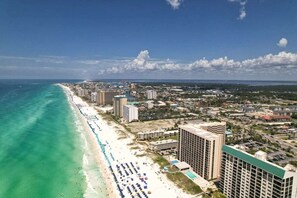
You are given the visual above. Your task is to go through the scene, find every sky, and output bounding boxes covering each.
[0,0,297,80]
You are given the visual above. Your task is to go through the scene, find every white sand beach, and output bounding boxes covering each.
[60,84,194,198]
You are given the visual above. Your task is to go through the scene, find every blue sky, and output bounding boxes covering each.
[0,0,297,80]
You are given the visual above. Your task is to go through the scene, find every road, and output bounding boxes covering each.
[217,115,297,155]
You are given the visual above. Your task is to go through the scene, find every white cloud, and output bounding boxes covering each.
[242,51,297,68]
[108,50,158,72]
[2,50,297,80]
[166,0,183,10]
[0,55,65,64]
[228,0,248,20]
[277,38,288,48]
[133,50,150,66]
[100,50,297,75]
[78,60,101,65]
[238,7,246,20]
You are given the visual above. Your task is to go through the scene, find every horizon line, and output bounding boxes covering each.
[1,78,297,83]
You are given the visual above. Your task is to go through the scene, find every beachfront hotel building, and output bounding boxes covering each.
[178,122,226,180]
[199,122,226,147]
[91,92,97,103]
[77,88,89,97]
[123,105,138,122]
[97,90,119,106]
[220,145,297,198]
[146,90,157,100]
[113,95,127,117]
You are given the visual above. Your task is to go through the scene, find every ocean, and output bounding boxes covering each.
[96,79,297,86]
[1,78,295,197]
[0,80,99,198]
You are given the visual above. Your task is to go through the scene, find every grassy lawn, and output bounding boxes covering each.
[167,165,179,172]
[203,191,227,198]
[251,125,262,130]
[289,161,297,167]
[166,172,202,194]
[97,111,115,122]
[153,155,170,168]
[130,146,140,150]
[136,153,146,157]
[213,192,227,198]
[152,154,202,195]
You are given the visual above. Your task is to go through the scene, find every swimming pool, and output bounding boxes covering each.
[185,170,197,180]
[171,160,180,165]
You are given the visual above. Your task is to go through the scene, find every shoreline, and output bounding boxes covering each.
[58,84,116,198]
[58,83,194,198]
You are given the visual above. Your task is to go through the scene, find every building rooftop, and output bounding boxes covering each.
[150,139,178,145]
[124,104,138,108]
[223,145,286,178]
[164,130,178,134]
[114,95,127,98]
[137,129,166,135]
[198,122,226,127]
[174,161,191,170]
[145,100,154,103]
[179,124,219,140]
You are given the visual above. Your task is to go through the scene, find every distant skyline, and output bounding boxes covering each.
[0,0,297,80]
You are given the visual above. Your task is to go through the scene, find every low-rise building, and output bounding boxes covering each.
[137,130,165,140]
[174,161,191,171]
[271,106,297,116]
[164,130,178,137]
[137,130,178,140]
[157,101,166,107]
[149,139,178,152]
[262,115,291,122]
[144,101,154,109]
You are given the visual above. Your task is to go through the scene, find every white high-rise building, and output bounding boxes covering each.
[220,145,297,198]
[178,122,226,180]
[91,92,97,102]
[123,105,138,122]
[113,95,127,117]
[146,90,157,100]
[77,88,89,97]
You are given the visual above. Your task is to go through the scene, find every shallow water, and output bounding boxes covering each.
[0,80,86,198]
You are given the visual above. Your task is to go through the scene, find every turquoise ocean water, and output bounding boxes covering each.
[0,80,86,198]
